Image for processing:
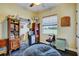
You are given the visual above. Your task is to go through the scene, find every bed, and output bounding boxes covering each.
[11,43,61,56]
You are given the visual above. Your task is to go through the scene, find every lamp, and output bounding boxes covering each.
[34,3,41,5]
[30,3,41,7]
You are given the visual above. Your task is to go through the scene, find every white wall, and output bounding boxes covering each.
[38,3,77,51]
[0,4,36,39]
[0,23,2,38]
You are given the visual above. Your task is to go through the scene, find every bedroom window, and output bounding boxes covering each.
[42,15,58,35]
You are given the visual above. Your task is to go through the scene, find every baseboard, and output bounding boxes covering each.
[66,48,77,52]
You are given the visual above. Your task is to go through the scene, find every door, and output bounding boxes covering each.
[77,4,79,56]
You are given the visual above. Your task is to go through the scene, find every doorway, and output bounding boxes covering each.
[20,19,30,45]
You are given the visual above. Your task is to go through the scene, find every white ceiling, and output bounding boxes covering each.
[17,3,60,12]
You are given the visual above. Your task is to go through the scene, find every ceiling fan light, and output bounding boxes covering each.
[34,3,41,5]
[30,3,41,7]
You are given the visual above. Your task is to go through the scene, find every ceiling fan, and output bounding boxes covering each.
[30,3,41,7]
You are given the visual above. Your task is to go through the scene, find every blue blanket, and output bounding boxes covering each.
[11,44,61,56]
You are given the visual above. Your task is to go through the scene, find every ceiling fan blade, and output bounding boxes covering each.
[30,3,35,7]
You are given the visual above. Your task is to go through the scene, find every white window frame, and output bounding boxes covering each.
[42,15,58,35]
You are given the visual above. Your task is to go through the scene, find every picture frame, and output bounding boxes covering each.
[61,16,70,27]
